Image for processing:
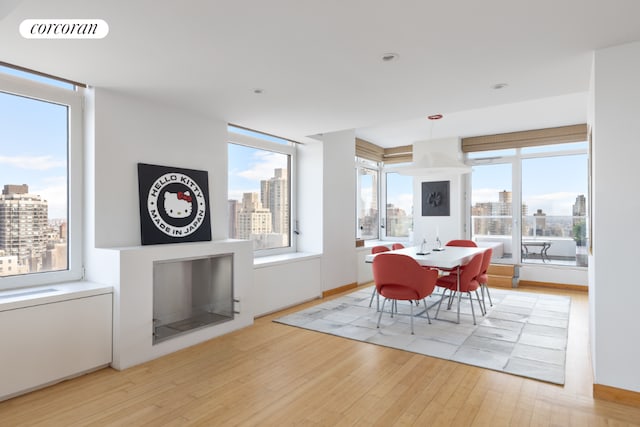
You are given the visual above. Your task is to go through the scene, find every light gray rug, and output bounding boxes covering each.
[274,286,570,384]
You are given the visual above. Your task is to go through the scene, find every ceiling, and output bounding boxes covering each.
[2,0,640,147]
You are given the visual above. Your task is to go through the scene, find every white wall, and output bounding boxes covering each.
[321,130,357,291]
[297,138,323,253]
[591,40,640,392]
[411,137,468,246]
[90,88,229,248]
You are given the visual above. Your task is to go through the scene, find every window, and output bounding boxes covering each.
[227,126,295,254]
[521,151,588,266]
[356,159,414,241]
[356,158,379,240]
[383,171,413,238]
[469,140,588,267]
[0,67,83,288]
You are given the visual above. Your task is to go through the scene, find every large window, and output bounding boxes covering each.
[356,158,414,241]
[0,67,83,288]
[469,141,588,267]
[228,126,294,254]
[356,159,379,240]
[384,171,413,238]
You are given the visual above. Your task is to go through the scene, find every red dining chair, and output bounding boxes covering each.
[369,245,391,309]
[445,239,477,248]
[372,253,439,334]
[391,243,405,250]
[434,251,484,324]
[477,248,494,312]
[438,239,479,275]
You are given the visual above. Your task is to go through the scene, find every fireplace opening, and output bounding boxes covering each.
[152,253,234,344]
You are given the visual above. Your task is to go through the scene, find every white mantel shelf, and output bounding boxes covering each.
[88,239,254,370]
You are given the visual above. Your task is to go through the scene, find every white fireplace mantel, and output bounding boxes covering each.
[89,239,253,370]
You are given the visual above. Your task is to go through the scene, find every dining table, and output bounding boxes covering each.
[365,245,486,323]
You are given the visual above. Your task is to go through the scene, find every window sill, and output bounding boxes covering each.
[0,281,113,312]
[253,252,322,269]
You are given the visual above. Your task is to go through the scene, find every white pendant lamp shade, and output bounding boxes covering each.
[398,152,472,176]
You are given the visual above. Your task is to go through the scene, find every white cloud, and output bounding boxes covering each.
[0,155,65,170]
[236,151,287,181]
[524,192,579,216]
[472,187,505,203]
[31,176,67,219]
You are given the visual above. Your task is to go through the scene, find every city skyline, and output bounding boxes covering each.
[472,153,588,217]
[228,142,288,203]
[0,184,67,276]
[228,158,290,250]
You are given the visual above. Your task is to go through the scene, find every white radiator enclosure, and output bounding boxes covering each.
[0,282,113,401]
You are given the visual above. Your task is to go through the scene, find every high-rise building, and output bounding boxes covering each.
[572,194,588,246]
[385,203,410,237]
[228,199,239,238]
[573,194,587,217]
[236,192,272,242]
[260,168,289,236]
[498,190,512,212]
[533,208,547,236]
[0,184,49,272]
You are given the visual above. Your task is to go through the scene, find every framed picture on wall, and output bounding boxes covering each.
[421,180,450,216]
[137,163,212,245]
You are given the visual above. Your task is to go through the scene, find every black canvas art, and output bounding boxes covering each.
[422,180,450,216]
[137,163,212,245]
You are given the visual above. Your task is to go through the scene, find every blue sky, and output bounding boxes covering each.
[0,88,68,219]
[472,153,588,216]
[228,142,288,203]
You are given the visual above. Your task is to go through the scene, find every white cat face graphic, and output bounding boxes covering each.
[164,191,193,218]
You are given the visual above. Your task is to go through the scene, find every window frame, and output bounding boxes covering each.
[227,130,296,256]
[355,158,415,242]
[355,157,380,241]
[0,72,83,289]
[380,167,413,242]
[466,143,588,268]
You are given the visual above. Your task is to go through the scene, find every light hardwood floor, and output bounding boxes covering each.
[1,285,639,426]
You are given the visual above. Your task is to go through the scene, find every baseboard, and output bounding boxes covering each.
[518,280,588,292]
[593,384,640,407]
[488,275,514,288]
[322,282,358,298]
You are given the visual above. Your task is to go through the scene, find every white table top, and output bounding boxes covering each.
[365,245,485,270]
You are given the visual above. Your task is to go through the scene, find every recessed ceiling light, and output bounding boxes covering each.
[427,114,443,120]
[253,88,264,94]
[381,53,399,62]
[491,83,508,90]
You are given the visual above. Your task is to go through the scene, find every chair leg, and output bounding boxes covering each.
[377,298,388,328]
[468,292,476,325]
[435,288,448,319]
[422,298,431,324]
[475,290,486,316]
[369,286,380,312]
[410,300,414,334]
[484,283,493,307]
[447,290,456,310]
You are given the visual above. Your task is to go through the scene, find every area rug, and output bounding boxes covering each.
[274,286,570,384]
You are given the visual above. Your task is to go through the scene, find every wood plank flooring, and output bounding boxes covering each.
[1,285,639,426]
